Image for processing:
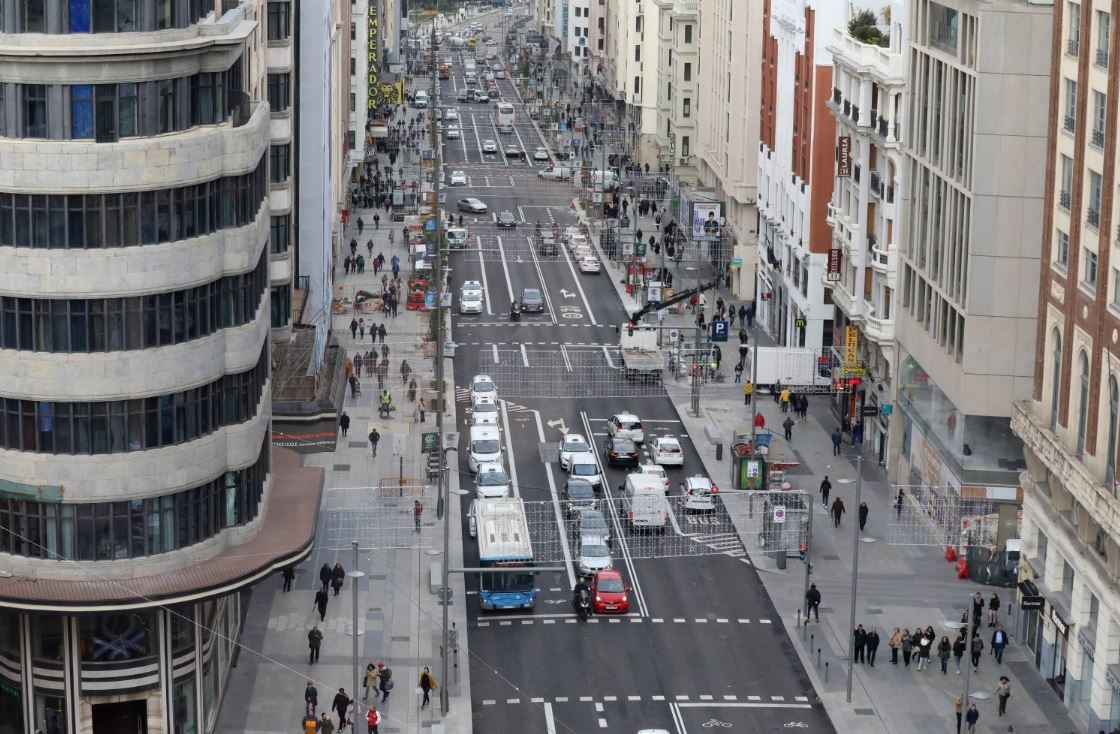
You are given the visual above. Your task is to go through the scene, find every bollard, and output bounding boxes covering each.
[810,635,815,659]
[797,609,802,629]
[825,661,829,684]
[817,647,821,668]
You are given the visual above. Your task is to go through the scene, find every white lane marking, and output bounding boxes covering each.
[561,345,573,372]
[461,112,472,159]
[594,703,604,712]
[580,410,649,617]
[652,695,666,701]
[471,111,485,159]
[558,229,599,325]
[477,249,493,315]
[602,696,617,702]
[555,696,568,703]
[483,699,495,706]
[723,695,738,701]
[517,205,527,223]
[507,698,520,704]
[520,343,530,367]
[597,719,607,729]
[627,695,642,702]
[527,238,559,325]
[534,409,576,588]
[531,697,545,704]
[499,400,519,498]
[670,703,688,734]
[495,234,515,304]
[544,702,556,734]
[676,702,813,709]
[492,344,500,364]
[580,696,594,703]
[601,345,616,369]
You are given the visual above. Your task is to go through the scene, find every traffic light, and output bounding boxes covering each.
[627,323,635,336]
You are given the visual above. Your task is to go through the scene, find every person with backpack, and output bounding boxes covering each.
[377,662,393,702]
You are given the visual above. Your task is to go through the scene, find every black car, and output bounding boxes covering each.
[504,144,524,159]
[497,210,517,228]
[520,288,544,312]
[537,236,559,257]
[564,479,599,517]
[603,436,640,467]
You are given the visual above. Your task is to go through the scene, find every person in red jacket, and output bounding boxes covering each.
[365,705,380,734]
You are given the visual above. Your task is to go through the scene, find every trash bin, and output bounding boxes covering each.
[776,549,787,570]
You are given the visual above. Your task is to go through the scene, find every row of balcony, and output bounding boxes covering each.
[826,276,895,345]
[829,27,907,83]
[831,90,903,145]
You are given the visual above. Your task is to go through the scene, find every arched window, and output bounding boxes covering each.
[1050,329,1062,429]
[1077,351,1090,454]
[1108,377,1118,483]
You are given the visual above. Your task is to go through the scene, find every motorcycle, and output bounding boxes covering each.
[510,301,521,322]
[573,589,592,621]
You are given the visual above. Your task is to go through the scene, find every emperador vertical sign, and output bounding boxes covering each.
[368,7,405,107]
[837,136,851,178]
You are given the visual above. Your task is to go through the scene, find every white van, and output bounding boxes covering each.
[622,474,670,531]
[413,90,430,109]
[468,426,502,473]
[567,451,601,488]
[447,227,469,249]
[591,170,618,188]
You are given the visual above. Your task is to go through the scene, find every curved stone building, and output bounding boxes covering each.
[0,2,319,733]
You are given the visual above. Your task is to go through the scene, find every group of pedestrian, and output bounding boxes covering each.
[299,659,433,732]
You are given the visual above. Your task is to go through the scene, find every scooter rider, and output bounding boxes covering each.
[510,299,521,322]
[573,577,591,611]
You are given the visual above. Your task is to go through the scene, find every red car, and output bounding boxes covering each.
[590,569,630,614]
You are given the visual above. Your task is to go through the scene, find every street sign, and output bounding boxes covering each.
[425,218,438,231]
[424,291,438,309]
[794,318,806,328]
[731,257,743,267]
[421,432,440,453]
[635,242,647,256]
[860,406,880,418]
[668,329,680,343]
[881,404,894,415]
[772,507,787,524]
[709,320,729,342]
[440,291,452,307]
[443,432,459,450]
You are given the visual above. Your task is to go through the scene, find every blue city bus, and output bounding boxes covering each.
[475,498,538,610]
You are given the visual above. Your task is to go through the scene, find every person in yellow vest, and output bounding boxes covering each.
[743,380,754,405]
[779,387,791,413]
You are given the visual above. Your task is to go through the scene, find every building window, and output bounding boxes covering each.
[270,143,290,183]
[1108,376,1118,483]
[350,22,355,40]
[266,1,290,41]
[1084,247,1098,289]
[267,73,290,112]
[1051,329,1062,430]
[1056,230,1069,270]
[1096,11,1111,66]
[1091,90,1106,147]
[683,62,692,82]
[350,93,355,112]
[347,130,356,150]
[270,214,290,253]
[93,0,139,32]
[158,79,176,133]
[21,0,47,32]
[1064,78,1078,131]
[23,84,48,138]
[684,24,692,43]
[1078,351,1090,454]
[1059,155,1073,210]
[270,285,291,328]
[681,136,690,157]
[634,76,640,95]
[634,44,640,62]
[683,98,691,117]
[70,85,94,139]
[1088,170,1102,227]
[1067,2,1081,55]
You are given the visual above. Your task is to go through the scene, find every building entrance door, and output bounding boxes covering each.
[92,700,147,734]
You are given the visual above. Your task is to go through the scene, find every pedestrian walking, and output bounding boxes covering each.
[357,217,365,235]
[988,592,1001,627]
[308,626,323,663]
[991,624,1008,664]
[418,667,437,708]
[853,625,867,663]
[953,633,966,673]
[306,681,319,713]
[743,380,753,405]
[319,563,332,591]
[895,488,904,518]
[972,591,985,625]
[340,411,351,437]
[866,627,880,666]
[364,663,379,700]
[331,562,345,596]
[916,634,931,670]
[365,705,381,734]
[413,500,423,532]
[820,477,831,507]
[302,709,318,734]
[965,703,979,733]
[831,428,843,455]
[937,635,951,674]
[779,387,791,413]
[782,416,794,441]
[970,634,984,671]
[350,318,359,339]
[805,583,821,621]
[900,629,913,666]
[889,628,901,664]
[332,689,350,731]
[282,565,295,592]
[378,324,387,344]
[369,429,380,457]
[858,501,869,531]
[754,412,766,431]
[314,589,329,621]
[830,497,846,527]
[319,712,336,734]
[377,663,393,702]
[996,676,1011,716]
[955,694,964,732]
[374,213,380,229]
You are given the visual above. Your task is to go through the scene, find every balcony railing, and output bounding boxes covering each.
[1092,129,1105,147]
[851,105,860,123]
[833,87,842,105]
[870,244,896,274]
[1060,191,1071,210]
[869,170,881,196]
[1088,208,1101,228]
[843,100,851,117]
[892,122,901,140]
[1064,115,1076,132]
[1097,48,1110,67]
[1068,38,1080,56]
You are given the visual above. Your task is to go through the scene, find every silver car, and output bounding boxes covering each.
[577,541,614,575]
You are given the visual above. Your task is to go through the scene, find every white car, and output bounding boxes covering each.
[495,69,506,79]
[449,170,467,186]
[533,147,550,161]
[567,234,588,253]
[578,256,601,274]
[567,451,602,488]
[470,374,497,403]
[461,279,483,298]
[634,463,669,492]
[445,107,459,121]
[475,462,512,498]
[681,475,717,512]
[446,125,461,139]
[558,433,590,470]
[577,541,614,575]
[649,436,684,466]
[459,290,483,314]
[471,398,500,426]
[608,413,645,444]
[481,139,499,154]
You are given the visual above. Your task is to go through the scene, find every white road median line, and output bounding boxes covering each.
[527,234,559,325]
[477,249,493,315]
[601,346,615,369]
[561,345,573,372]
[670,703,688,734]
[500,400,519,498]
[544,702,556,734]
[520,343,530,368]
[492,344,499,364]
[559,236,599,325]
[495,234,515,305]
[535,409,576,588]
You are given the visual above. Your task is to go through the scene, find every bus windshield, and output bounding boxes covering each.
[481,571,535,592]
[497,103,515,131]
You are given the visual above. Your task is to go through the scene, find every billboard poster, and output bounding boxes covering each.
[692,201,722,241]
[827,248,842,281]
[837,136,851,178]
[368,7,405,106]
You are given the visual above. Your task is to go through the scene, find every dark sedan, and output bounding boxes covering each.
[504,144,524,159]
[520,288,544,312]
[497,210,517,228]
[603,436,641,467]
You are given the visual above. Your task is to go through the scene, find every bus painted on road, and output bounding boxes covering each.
[474,498,538,610]
[496,102,516,133]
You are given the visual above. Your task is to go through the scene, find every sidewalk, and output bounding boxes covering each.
[216,117,472,734]
[580,224,1076,733]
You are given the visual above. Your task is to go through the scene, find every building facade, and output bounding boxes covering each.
[756,0,844,350]
[266,0,295,341]
[695,0,763,300]
[652,0,699,183]
[893,0,1050,502]
[0,1,319,733]
[1011,0,1120,729]
[824,0,907,460]
[605,0,661,164]
[566,0,590,74]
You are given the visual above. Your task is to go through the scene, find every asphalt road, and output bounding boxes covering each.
[434,12,834,734]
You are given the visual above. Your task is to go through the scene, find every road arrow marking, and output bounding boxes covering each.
[546,418,568,434]
[559,288,575,298]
